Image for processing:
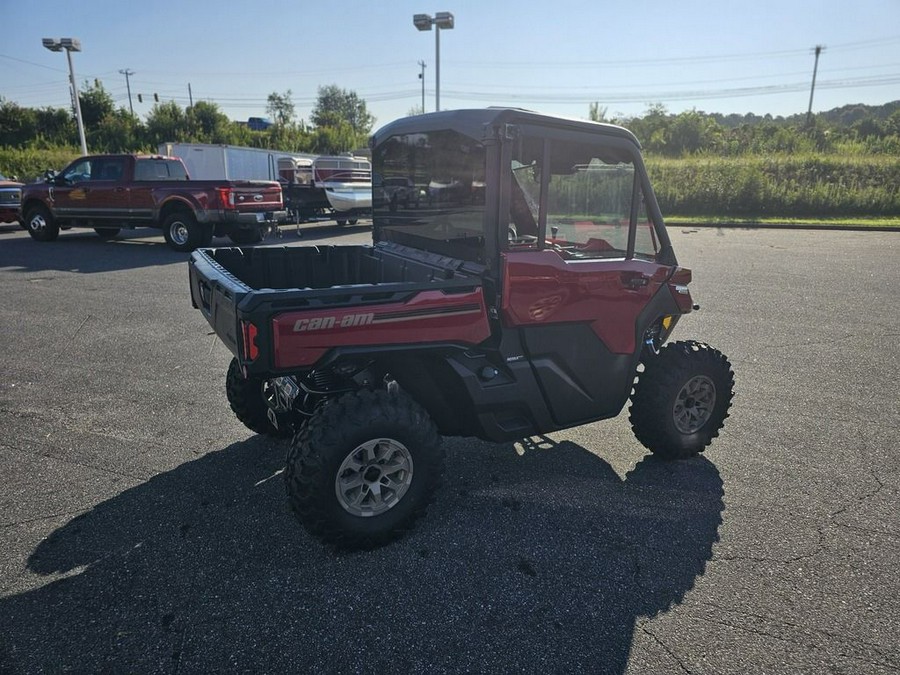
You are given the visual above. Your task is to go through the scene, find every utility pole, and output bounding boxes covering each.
[119,68,135,117]
[806,45,825,127]
[418,60,426,113]
[188,83,193,108]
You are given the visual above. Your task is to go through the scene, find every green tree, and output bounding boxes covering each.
[145,101,188,147]
[266,90,295,126]
[0,99,39,147]
[34,107,76,146]
[311,85,375,137]
[188,101,232,143]
[588,102,609,123]
[78,80,116,130]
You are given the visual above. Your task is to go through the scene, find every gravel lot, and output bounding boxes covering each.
[0,222,897,674]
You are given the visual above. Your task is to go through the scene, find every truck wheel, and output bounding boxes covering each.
[94,227,120,239]
[228,228,263,245]
[162,211,209,252]
[335,219,348,226]
[225,358,292,438]
[629,340,734,460]
[348,219,359,225]
[285,389,444,550]
[24,205,60,242]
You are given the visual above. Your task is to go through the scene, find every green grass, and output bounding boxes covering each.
[664,215,900,228]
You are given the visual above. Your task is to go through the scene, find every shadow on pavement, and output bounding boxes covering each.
[0,435,723,673]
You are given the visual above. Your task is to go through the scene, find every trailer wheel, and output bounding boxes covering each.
[629,340,734,460]
[162,211,210,252]
[225,358,292,438]
[348,219,359,225]
[94,227,120,239]
[25,205,60,242]
[285,389,444,550]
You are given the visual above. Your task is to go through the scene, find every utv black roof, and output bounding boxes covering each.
[372,107,641,148]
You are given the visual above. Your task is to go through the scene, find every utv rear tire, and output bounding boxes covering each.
[225,358,292,438]
[629,340,734,460]
[25,205,60,242]
[284,389,444,550]
[162,211,211,252]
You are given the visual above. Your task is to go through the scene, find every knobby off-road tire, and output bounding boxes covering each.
[629,340,735,460]
[284,389,445,550]
[225,358,292,439]
[162,211,212,252]
[25,205,60,242]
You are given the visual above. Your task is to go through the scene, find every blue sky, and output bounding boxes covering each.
[2,0,898,129]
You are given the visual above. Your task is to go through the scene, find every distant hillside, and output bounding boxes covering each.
[709,101,900,129]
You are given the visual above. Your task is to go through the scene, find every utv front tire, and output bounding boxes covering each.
[629,340,734,460]
[285,389,444,550]
[225,358,292,438]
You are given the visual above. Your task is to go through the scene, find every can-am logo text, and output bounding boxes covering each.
[293,313,374,332]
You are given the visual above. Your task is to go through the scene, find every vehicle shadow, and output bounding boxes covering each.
[0,435,723,673]
[0,229,189,274]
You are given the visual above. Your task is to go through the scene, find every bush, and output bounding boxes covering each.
[0,146,80,182]
[647,154,900,218]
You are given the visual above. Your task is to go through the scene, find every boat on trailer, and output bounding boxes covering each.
[313,155,372,223]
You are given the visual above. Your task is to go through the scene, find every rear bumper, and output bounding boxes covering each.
[199,209,287,226]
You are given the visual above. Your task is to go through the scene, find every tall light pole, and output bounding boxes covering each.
[43,37,88,156]
[413,12,454,111]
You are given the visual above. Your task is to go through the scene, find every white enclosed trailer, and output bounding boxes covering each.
[158,143,315,182]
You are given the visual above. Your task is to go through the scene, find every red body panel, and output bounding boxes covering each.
[501,250,672,354]
[271,288,491,369]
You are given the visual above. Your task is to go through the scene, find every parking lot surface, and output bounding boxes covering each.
[0,222,898,673]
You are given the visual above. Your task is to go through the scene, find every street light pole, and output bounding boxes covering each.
[43,37,88,156]
[413,12,454,112]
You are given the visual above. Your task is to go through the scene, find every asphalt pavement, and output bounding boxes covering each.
[0,222,897,674]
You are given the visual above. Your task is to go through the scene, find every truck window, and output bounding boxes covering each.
[92,158,126,181]
[373,130,486,263]
[61,159,92,183]
[134,158,189,181]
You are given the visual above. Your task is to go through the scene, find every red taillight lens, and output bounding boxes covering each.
[241,321,259,361]
[217,187,235,208]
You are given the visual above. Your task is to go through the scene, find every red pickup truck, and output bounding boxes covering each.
[19,154,286,251]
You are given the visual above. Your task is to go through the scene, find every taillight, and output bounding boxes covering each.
[217,187,235,208]
[241,321,259,361]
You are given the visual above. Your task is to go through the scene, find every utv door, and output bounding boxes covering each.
[499,128,675,426]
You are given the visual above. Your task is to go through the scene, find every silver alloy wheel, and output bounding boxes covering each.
[335,438,414,517]
[673,375,716,434]
[29,213,48,233]
[169,220,190,246]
